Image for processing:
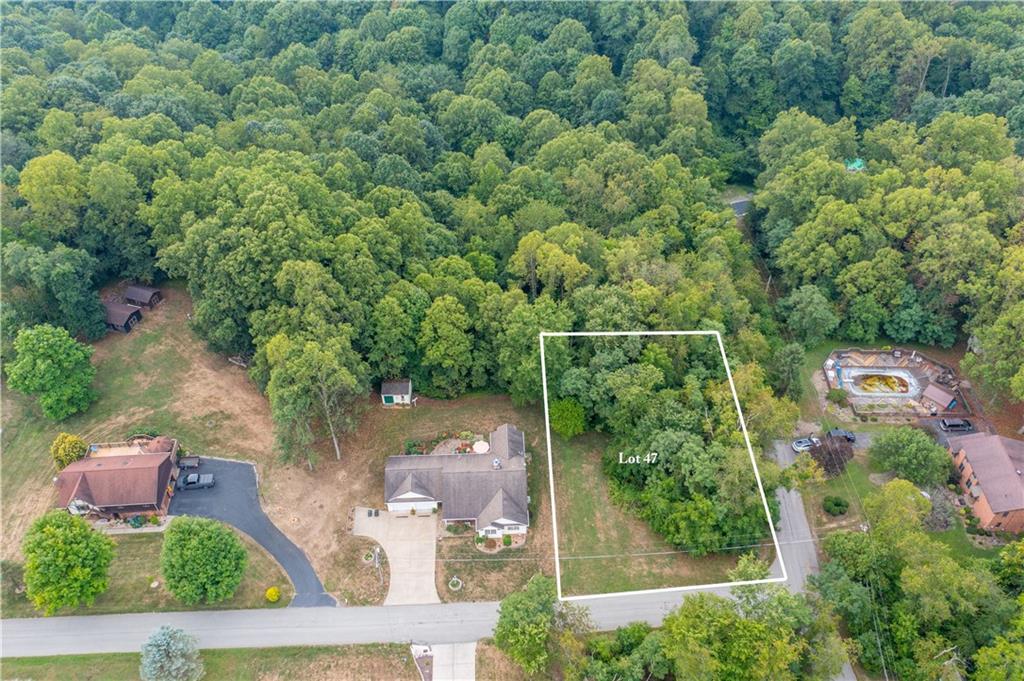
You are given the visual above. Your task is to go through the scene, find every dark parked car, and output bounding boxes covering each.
[178,473,215,490]
[939,418,973,433]
[827,429,856,443]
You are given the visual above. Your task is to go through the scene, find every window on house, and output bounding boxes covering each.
[966,478,973,488]
[485,529,496,535]
[958,461,965,472]
[1002,511,1010,517]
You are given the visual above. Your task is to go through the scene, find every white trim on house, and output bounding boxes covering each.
[386,500,437,513]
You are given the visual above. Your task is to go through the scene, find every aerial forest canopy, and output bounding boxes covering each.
[2,1,1023,461]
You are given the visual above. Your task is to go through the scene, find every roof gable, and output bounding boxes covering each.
[56,453,174,509]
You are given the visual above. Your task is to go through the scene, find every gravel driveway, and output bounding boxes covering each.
[169,458,335,607]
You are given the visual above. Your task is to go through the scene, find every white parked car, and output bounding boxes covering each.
[791,437,821,452]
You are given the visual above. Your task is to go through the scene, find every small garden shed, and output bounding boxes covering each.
[381,379,413,407]
[103,301,142,333]
[124,284,162,308]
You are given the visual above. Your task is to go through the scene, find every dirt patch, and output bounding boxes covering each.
[252,645,418,681]
[476,640,529,681]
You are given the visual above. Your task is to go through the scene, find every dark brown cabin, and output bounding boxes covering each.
[123,284,162,308]
[103,301,142,333]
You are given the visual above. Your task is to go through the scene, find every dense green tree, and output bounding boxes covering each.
[417,295,473,397]
[494,574,558,675]
[22,511,114,615]
[868,427,950,488]
[161,517,247,606]
[6,324,97,420]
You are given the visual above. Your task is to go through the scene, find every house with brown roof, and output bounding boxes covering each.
[56,436,181,519]
[949,433,1024,533]
[383,424,529,537]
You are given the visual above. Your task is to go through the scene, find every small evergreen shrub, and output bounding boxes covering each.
[140,625,204,681]
[503,534,512,547]
[826,388,849,407]
[823,496,849,516]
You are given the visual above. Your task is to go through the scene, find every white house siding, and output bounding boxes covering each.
[479,524,527,537]
[387,501,437,514]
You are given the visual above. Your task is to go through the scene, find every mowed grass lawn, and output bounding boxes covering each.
[1,644,417,681]
[805,457,1000,563]
[2,531,290,619]
[552,432,756,597]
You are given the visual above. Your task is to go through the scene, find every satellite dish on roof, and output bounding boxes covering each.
[473,440,489,454]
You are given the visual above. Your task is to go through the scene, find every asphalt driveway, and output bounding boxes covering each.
[169,458,335,607]
[353,507,440,605]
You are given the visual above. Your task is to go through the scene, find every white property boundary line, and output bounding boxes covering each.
[538,330,788,602]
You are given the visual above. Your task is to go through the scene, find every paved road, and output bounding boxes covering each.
[3,445,857,679]
[169,459,335,607]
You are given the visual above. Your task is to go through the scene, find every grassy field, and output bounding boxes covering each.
[552,431,759,597]
[1,644,417,681]
[1,530,290,618]
[476,640,529,681]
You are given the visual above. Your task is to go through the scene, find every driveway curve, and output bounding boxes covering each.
[169,458,335,607]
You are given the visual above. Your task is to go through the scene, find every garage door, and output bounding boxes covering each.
[387,501,436,513]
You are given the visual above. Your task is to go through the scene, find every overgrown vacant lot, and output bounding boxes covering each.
[552,432,767,597]
[1,644,417,681]
[2,532,289,619]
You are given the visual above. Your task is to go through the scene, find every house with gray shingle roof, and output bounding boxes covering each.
[384,424,529,537]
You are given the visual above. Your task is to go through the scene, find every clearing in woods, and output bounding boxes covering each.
[540,331,783,600]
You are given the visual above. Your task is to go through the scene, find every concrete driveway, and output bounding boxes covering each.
[169,458,335,607]
[353,507,440,605]
[431,642,477,681]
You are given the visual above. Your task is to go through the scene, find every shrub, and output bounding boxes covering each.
[265,586,280,603]
[148,515,161,525]
[140,625,204,681]
[50,432,87,469]
[826,388,849,407]
[128,515,145,529]
[823,496,849,516]
[503,534,512,546]
[475,535,484,544]
[161,517,247,605]
[22,511,114,615]
[485,538,497,549]
[550,398,585,439]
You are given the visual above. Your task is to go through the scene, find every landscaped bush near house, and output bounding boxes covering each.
[823,496,849,516]
[128,515,146,529]
[474,535,484,544]
[265,586,280,603]
[50,432,87,469]
[503,534,512,546]
[485,538,497,549]
[160,517,247,606]
[826,388,849,407]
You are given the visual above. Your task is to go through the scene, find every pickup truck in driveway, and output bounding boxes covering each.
[177,472,215,490]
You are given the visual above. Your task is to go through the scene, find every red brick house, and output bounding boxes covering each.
[949,433,1024,533]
